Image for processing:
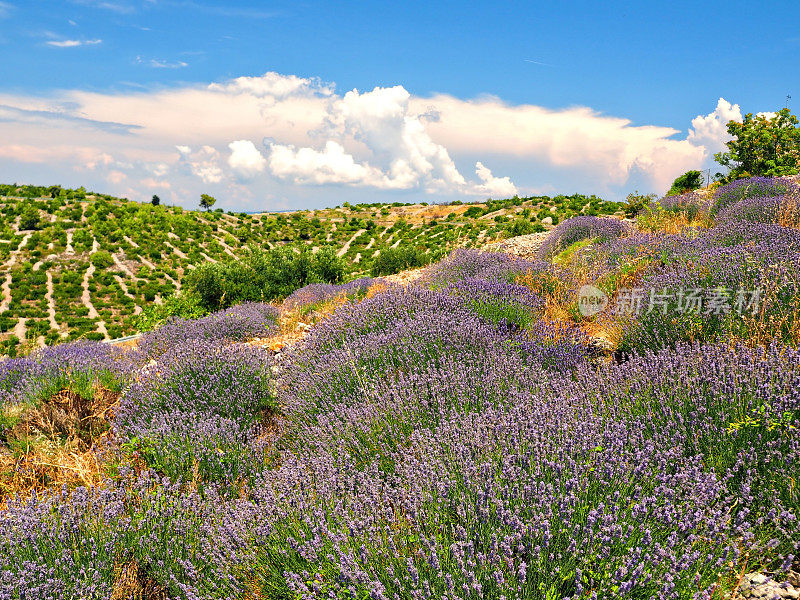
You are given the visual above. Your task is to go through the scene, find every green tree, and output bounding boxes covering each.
[19,207,41,230]
[667,170,704,196]
[151,194,161,206]
[199,193,217,211]
[623,191,657,218]
[370,246,430,276]
[90,251,114,269]
[185,245,346,310]
[714,108,800,180]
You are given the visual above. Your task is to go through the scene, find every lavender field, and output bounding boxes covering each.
[1,176,799,599]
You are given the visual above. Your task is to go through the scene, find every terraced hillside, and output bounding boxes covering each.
[0,184,622,354]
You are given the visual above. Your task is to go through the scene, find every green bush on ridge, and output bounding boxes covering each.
[185,245,346,310]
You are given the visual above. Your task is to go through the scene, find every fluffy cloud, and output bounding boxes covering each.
[209,72,333,99]
[227,140,267,181]
[474,162,517,198]
[176,145,224,184]
[268,85,512,196]
[268,140,387,186]
[413,96,712,193]
[687,98,742,155]
[0,71,745,208]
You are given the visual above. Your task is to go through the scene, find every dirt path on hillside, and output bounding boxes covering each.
[45,272,63,335]
[12,317,26,341]
[137,255,157,270]
[0,274,12,313]
[212,236,238,259]
[113,275,142,315]
[123,235,139,248]
[5,232,31,268]
[337,230,366,258]
[0,233,32,314]
[164,241,188,260]
[112,253,137,278]
[82,264,99,319]
[65,231,75,254]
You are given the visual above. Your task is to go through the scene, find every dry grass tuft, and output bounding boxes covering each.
[515,269,576,323]
[637,210,713,234]
[779,194,800,229]
[111,561,168,600]
[0,386,119,500]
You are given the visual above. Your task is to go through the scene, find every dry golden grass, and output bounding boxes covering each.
[779,194,800,229]
[734,285,800,349]
[0,386,119,502]
[365,280,390,299]
[515,269,575,322]
[637,211,713,234]
[110,561,168,600]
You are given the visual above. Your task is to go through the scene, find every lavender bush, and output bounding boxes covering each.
[282,277,375,312]
[240,341,798,599]
[715,194,783,224]
[537,216,628,260]
[711,176,797,216]
[0,471,249,599]
[135,301,279,359]
[0,341,130,405]
[657,190,710,215]
[116,341,274,487]
[423,248,546,286]
[444,277,544,329]
[3,201,800,599]
[620,222,800,351]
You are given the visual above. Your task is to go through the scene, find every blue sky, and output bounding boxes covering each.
[0,0,798,210]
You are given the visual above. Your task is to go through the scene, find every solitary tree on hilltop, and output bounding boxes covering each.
[715,107,800,181]
[151,194,161,206]
[200,193,217,211]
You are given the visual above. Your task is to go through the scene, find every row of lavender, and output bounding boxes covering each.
[1,177,799,599]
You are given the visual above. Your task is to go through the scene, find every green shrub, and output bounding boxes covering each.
[19,207,41,231]
[667,170,704,196]
[135,293,208,332]
[185,246,346,310]
[504,218,535,238]
[714,107,800,180]
[370,246,430,276]
[623,191,657,218]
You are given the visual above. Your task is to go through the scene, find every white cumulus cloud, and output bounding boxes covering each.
[0,69,748,208]
[268,84,515,196]
[475,162,517,198]
[177,145,224,184]
[268,140,387,186]
[687,98,742,155]
[227,140,267,181]
[209,72,333,99]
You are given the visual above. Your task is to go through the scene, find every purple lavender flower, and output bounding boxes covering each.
[136,301,279,359]
[711,176,798,216]
[537,216,628,260]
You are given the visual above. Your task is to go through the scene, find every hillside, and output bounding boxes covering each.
[0,183,622,355]
[0,176,799,599]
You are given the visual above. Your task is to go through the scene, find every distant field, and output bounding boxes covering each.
[0,184,622,354]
